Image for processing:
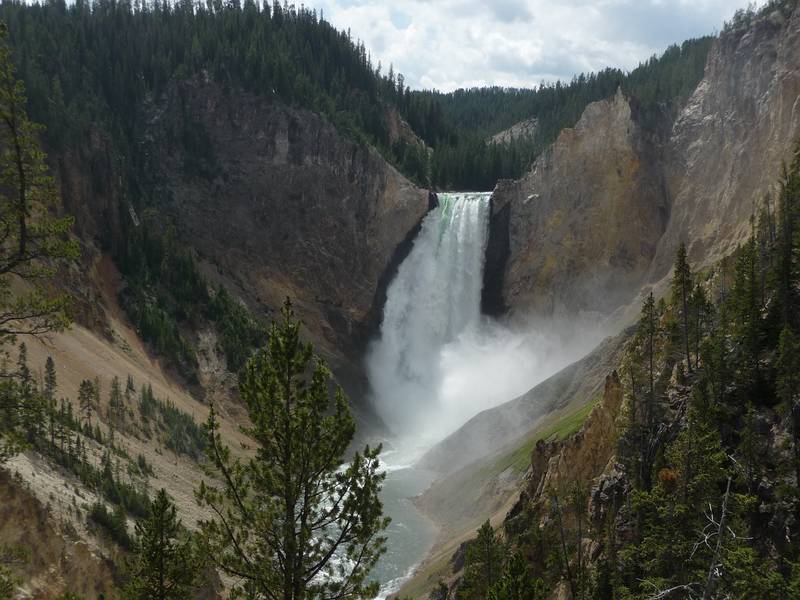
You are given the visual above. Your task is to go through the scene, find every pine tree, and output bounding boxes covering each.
[690,283,710,367]
[732,236,762,389]
[78,379,96,426]
[125,374,135,403]
[109,375,125,428]
[738,401,761,495]
[16,342,44,443]
[0,24,76,462]
[624,389,728,595]
[0,23,76,345]
[777,327,800,494]
[196,300,388,599]
[672,243,694,371]
[43,356,56,402]
[775,155,800,329]
[124,489,201,600]
[628,291,660,491]
[487,552,546,600]
[641,292,658,431]
[459,520,504,600]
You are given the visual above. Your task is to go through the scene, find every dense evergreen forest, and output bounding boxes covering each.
[2,0,711,193]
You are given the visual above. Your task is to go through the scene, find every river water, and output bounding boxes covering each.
[372,453,439,598]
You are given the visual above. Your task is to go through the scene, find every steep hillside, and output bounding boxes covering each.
[0,5,433,595]
[1,1,433,420]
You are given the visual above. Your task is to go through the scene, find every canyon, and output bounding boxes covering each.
[2,2,800,599]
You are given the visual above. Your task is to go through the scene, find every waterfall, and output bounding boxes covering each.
[367,192,606,450]
[367,192,491,441]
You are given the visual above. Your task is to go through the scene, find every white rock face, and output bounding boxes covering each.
[487,117,539,145]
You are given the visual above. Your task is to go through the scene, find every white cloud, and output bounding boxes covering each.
[312,0,765,92]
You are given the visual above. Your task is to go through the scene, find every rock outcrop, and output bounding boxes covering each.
[485,89,669,318]
[141,76,432,407]
[487,4,800,320]
[523,371,623,508]
[487,117,539,145]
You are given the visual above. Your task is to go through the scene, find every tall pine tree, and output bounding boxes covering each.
[196,300,388,600]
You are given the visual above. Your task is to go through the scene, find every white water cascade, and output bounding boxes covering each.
[368,191,606,449]
[368,192,491,441]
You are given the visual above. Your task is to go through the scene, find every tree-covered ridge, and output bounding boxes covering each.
[2,0,713,193]
[0,0,424,190]
[1,0,387,148]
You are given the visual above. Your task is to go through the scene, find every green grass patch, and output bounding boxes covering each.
[500,399,599,474]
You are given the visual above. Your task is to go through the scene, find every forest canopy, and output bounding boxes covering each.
[1,0,711,191]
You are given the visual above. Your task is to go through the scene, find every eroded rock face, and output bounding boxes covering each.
[487,117,539,145]
[488,5,800,320]
[142,77,431,403]
[502,371,624,536]
[486,89,669,318]
[655,5,800,274]
[528,371,624,504]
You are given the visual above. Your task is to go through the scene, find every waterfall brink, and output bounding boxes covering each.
[367,192,491,441]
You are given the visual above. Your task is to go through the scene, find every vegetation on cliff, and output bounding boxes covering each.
[448,141,800,598]
[114,219,266,383]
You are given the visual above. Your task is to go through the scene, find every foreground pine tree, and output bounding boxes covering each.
[124,489,201,600]
[196,299,389,599]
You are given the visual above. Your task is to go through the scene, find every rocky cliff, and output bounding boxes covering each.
[484,89,669,318]
[487,117,539,146]
[514,371,624,515]
[139,76,432,407]
[486,3,800,320]
[654,4,800,272]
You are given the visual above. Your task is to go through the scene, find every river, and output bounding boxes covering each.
[372,452,439,599]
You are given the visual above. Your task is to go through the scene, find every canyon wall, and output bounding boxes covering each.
[484,89,668,318]
[139,76,433,405]
[486,4,800,321]
[441,2,800,480]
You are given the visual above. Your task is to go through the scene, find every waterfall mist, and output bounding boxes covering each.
[367,193,603,451]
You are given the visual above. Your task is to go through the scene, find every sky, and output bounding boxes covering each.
[311,0,766,92]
